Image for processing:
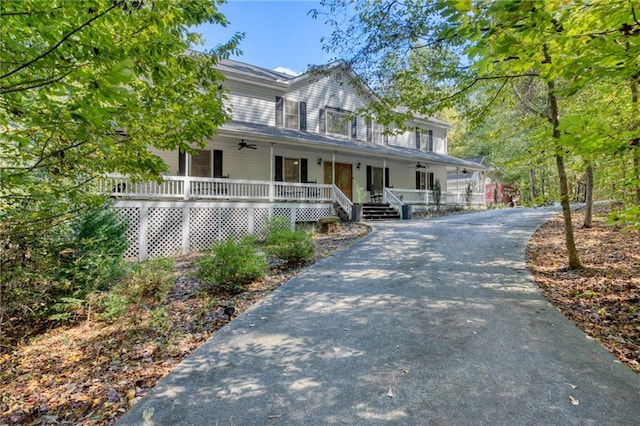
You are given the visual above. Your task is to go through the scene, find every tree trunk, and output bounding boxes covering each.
[545,44,581,269]
[583,162,593,228]
[631,72,640,203]
[529,168,537,201]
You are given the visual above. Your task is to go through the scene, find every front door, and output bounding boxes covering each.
[324,162,353,200]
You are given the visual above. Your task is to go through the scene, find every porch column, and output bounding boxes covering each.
[269,143,274,201]
[331,151,336,184]
[456,167,459,205]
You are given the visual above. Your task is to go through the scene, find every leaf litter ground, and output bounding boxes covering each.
[526,206,639,372]
[0,224,369,425]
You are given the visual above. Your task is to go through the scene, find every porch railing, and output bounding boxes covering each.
[383,188,403,214]
[98,175,484,215]
[100,174,335,203]
[388,188,484,207]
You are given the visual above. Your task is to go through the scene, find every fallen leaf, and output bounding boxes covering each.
[569,395,579,406]
[142,406,155,421]
[387,387,395,398]
[565,383,578,389]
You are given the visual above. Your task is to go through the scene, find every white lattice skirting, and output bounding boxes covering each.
[113,200,334,260]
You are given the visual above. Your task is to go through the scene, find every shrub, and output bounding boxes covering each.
[40,204,130,321]
[115,258,175,305]
[196,236,267,294]
[264,226,314,265]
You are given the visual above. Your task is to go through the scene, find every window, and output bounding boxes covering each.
[284,158,300,182]
[191,149,211,177]
[326,108,350,136]
[366,166,389,191]
[373,122,384,144]
[427,129,434,152]
[416,171,426,190]
[285,100,298,129]
[178,149,223,177]
[367,119,385,144]
[276,97,306,130]
[415,128,421,150]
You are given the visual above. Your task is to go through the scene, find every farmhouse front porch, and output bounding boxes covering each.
[99,175,485,260]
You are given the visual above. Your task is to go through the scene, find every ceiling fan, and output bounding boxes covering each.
[411,162,426,169]
[237,139,257,150]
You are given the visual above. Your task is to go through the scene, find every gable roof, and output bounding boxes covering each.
[217,59,451,129]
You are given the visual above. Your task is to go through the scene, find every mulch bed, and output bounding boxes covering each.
[0,223,370,425]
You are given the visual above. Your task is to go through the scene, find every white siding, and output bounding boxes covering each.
[223,80,279,126]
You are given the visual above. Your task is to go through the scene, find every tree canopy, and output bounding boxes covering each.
[1,0,242,238]
[315,0,640,267]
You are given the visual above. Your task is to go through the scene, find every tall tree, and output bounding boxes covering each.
[1,0,242,239]
[316,0,640,267]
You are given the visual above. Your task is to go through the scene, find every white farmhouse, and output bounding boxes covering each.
[104,59,486,259]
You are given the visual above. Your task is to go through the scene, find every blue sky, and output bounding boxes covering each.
[193,0,335,75]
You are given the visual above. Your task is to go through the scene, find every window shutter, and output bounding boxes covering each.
[319,108,326,133]
[415,128,421,150]
[213,149,223,177]
[415,171,421,190]
[384,134,389,144]
[301,158,308,183]
[178,149,186,176]
[299,102,307,131]
[385,167,390,188]
[275,96,283,127]
[366,119,372,142]
[428,172,435,190]
[428,130,434,151]
[275,156,283,181]
[351,117,357,139]
[366,165,372,192]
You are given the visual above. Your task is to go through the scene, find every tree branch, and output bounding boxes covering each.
[0,1,124,81]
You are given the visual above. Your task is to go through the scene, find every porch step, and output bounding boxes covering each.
[362,203,401,221]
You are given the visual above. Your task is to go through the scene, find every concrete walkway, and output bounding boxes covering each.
[119,208,640,425]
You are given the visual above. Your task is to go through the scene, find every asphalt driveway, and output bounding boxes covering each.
[118,208,640,425]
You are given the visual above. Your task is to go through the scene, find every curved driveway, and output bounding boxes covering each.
[119,208,640,425]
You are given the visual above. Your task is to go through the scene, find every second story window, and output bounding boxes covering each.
[367,119,384,143]
[427,129,434,152]
[326,108,350,136]
[285,100,298,129]
[415,128,421,150]
[276,97,306,130]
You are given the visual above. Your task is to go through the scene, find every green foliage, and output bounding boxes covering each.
[264,224,314,265]
[55,206,129,295]
[196,236,267,295]
[0,204,130,324]
[465,183,474,208]
[115,258,175,305]
[433,179,442,209]
[95,293,130,321]
[0,0,242,329]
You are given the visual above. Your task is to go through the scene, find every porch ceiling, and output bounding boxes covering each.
[219,121,488,171]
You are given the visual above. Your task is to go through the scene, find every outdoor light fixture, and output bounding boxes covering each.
[356,162,361,169]
[462,168,468,174]
[317,158,323,165]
